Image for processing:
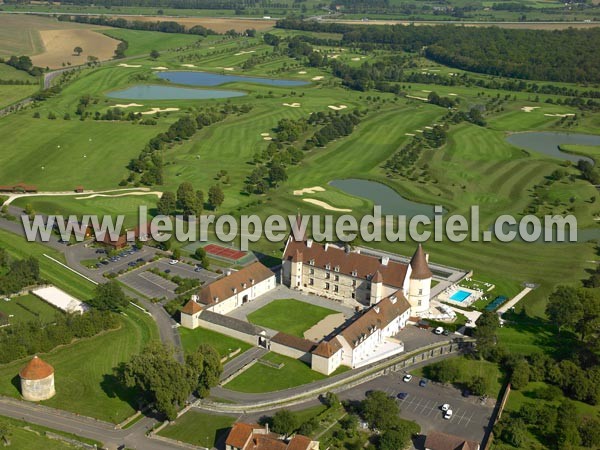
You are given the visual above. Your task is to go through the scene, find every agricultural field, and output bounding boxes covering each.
[247,298,339,337]
[0,306,158,423]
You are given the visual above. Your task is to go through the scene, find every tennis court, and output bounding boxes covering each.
[204,243,247,261]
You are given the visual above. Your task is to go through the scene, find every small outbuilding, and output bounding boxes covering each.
[19,355,56,401]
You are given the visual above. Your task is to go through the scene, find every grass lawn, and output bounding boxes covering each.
[179,325,252,357]
[101,28,203,56]
[0,294,61,325]
[0,228,95,300]
[0,85,39,109]
[158,411,235,448]
[224,352,348,393]
[247,299,339,337]
[0,307,158,423]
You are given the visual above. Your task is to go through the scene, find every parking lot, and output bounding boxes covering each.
[119,259,219,300]
[340,369,494,444]
[397,323,456,352]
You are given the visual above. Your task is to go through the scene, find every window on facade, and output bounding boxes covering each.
[309,268,314,275]
[334,275,340,281]
[352,280,357,287]
[419,288,422,295]
[351,292,356,299]
[326,272,330,279]
[309,278,314,285]
[325,282,330,290]
[418,300,422,306]
[334,285,339,292]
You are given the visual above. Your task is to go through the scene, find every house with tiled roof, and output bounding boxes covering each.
[180,262,276,328]
[424,431,480,450]
[282,220,433,314]
[226,423,318,450]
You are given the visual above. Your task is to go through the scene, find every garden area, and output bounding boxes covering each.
[178,325,251,358]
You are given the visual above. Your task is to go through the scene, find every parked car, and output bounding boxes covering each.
[443,409,453,420]
[434,326,444,335]
[403,374,413,383]
[397,392,409,400]
[164,269,171,274]
[441,403,450,412]
[169,259,179,265]
[419,378,428,387]
[194,267,202,272]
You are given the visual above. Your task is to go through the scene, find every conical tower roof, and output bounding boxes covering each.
[410,244,432,280]
[19,356,54,380]
[372,270,383,283]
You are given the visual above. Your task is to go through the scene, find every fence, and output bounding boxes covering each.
[482,383,512,450]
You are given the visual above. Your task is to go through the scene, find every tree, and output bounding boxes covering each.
[185,344,222,397]
[74,46,83,56]
[474,310,500,358]
[323,391,340,408]
[499,417,527,447]
[555,401,582,448]
[0,420,11,446]
[546,286,584,333]
[207,185,224,211]
[271,409,297,436]
[510,359,530,390]
[119,343,193,420]
[150,49,160,59]
[379,428,412,450]
[157,191,176,216]
[268,165,288,187]
[361,391,400,431]
[89,280,128,312]
[467,375,491,396]
[177,182,198,217]
[194,247,210,269]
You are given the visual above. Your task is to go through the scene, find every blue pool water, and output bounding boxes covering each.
[450,290,471,302]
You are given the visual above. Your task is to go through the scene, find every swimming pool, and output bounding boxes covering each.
[450,290,472,302]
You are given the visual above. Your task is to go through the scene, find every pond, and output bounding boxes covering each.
[156,71,310,87]
[506,131,600,165]
[329,179,438,218]
[106,85,246,100]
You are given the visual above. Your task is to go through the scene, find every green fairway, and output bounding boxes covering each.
[0,85,38,109]
[0,307,158,423]
[247,299,339,337]
[101,29,203,56]
[0,229,95,300]
[158,411,235,448]
[0,294,61,325]
[224,352,348,393]
[179,325,252,357]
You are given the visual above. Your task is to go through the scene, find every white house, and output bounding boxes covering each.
[180,262,276,329]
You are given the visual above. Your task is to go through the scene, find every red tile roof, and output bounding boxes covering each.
[424,431,479,450]
[283,240,409,289]
[19,356,54,380]
[410,244,432,280]
[199,262,274,306]
[312,337,343,358]
[340,293,411,348]
[286,435,312,450]
[272,332,317,352]
[226,424,313,450]
[226,423,257,449]
[181,299,203,315]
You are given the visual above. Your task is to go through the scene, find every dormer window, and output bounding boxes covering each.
[325,263,331,270]
[309,259,315,266]
[352,270,357,277]
[334,265,340,272]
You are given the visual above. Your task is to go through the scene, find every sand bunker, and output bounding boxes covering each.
[422,90,432,93]
[425,126,433,129]
[181,64,197,68]
[234,50,256,56]
[312,76,324,81]
[223,67,235,71]
[303,198,352,212]
[544,113,576,117]
[328,105,347,111]
[293,186,325,196]
[351,57,361,61]
[521,106,540,112]
[140,107,180,115]
[152,66,168,70]
[304,313,346,342]
[330,54,340,59]
[114,103,144,108]
[448,93,458,96]
[405,133,416,136]
[118,63,142,68]
[283,103,301,108]
[406,95,428,101]
[263,136,273,141]
[416,129,424,133]
[260,133,270,137]
[298,71,307,74]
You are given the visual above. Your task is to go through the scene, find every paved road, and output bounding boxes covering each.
[220,347,268,381]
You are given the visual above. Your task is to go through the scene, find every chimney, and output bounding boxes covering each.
[390,295,397,304]
[324,243,329,251]
[265,422,269,434]
[191,294,199,302]
[225,269,232,276]
[425,253,429,262]
[381,256,389,266]
[374,305,380,314]
[307,239,313,248]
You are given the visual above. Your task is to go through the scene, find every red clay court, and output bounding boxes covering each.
[204,243,247,261]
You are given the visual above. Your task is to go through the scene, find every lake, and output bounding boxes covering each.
[329,179,438,218]
[106,85,246,100]
[506,131,600,165]
[156,71,310,87]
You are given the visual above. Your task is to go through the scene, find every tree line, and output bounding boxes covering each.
[125,104,252,187]
[0,250,41,296]
[53,0,263,9]
[276,19,600,83]
[1,56,43,77]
